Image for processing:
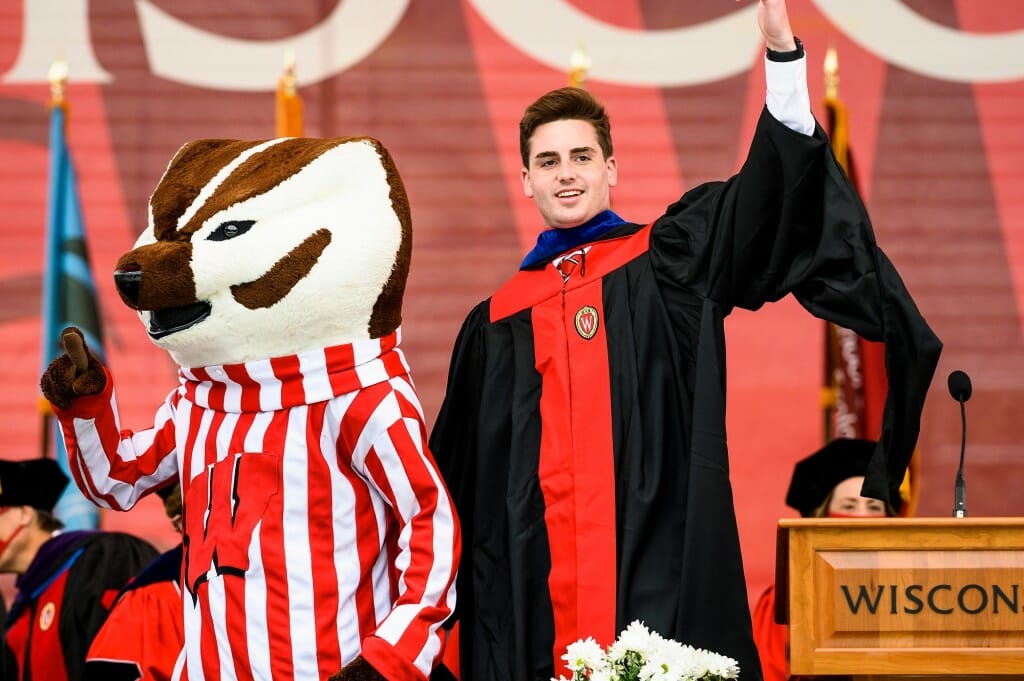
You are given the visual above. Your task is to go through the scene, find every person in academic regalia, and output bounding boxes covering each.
[752,438,901,681]
[0,458,157,681]
[1,598,11,681]
[83,482,185,681]
[427,1,942,679]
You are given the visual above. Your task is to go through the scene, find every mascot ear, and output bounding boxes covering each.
[40,326,107,410]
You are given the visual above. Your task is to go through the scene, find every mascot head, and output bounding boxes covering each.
[114,137,411,368]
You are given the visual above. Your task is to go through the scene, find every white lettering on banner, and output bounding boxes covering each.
[3,0,112,83]
[4,1,1024,87]
[466,0,761,87]
[2,0,409,90]
[134,0,409,91]
[812,0,1024,84]
[837,326,862,390]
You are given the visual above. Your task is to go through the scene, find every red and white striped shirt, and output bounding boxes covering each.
[54,330,459,681]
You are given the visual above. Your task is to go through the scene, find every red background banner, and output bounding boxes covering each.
[2,0,1023,609]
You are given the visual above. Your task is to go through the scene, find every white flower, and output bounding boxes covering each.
[608,620,656,660]
[562,636,606,673]
[637,637,691,681]
[556,621,740,681]
[691,647,740,680]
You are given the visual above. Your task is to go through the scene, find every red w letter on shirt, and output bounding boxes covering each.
[183,453,280,599]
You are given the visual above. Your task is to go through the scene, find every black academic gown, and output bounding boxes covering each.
[429,108,942,681]
[4,531,158,681]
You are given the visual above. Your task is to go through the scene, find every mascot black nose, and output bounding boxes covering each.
[114,267,143,309]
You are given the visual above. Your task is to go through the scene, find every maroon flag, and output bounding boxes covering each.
[820,48,914,513]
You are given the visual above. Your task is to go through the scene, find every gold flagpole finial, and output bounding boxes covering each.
[281,49,297,97]
[823,45,839,100]
[568,42,591,88]
[48,55,68,106]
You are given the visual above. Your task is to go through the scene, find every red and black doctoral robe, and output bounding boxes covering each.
[429,107,942,681]
[3,531,158,681]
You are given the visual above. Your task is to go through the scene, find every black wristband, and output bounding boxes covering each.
[766,36,804,62]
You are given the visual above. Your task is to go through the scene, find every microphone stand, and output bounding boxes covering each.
[953,396,967,518]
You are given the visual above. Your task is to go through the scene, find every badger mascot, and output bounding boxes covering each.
[41,137,460,681]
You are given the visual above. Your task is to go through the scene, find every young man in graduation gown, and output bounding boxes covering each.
[0,458,157,681]
[428,1,942,680]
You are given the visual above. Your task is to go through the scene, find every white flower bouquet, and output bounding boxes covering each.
[553,620,740,681]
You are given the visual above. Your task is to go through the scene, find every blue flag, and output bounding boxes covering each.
[41,104,104,530]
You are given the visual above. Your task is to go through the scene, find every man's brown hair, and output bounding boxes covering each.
[519,87,613,167]
[35,510,64,533]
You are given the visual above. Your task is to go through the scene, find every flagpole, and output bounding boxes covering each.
[39,56,66,468]
[40,56,67,373]
[276,49,303,137]
[568,42,590,88]
[822,48,837,442]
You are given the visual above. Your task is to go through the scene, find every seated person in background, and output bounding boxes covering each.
[752,438,900,681]
[0,458,158,681]
[84,482,185,681]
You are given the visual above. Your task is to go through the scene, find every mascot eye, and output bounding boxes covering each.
[207,220,254,241]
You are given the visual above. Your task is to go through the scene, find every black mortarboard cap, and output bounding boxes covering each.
[785,438,881,517]
[0,458,69,511]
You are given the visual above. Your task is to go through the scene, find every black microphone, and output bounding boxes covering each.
[947,370,972,518]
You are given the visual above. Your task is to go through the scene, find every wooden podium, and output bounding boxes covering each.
[777,518,1024,679]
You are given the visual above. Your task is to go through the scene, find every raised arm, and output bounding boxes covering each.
[757,0,815,136]
[758,0,796,52]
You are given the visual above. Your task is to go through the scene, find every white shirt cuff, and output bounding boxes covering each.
[765,55,815,136]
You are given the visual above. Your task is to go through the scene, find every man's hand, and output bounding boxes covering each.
[757,0,797,52]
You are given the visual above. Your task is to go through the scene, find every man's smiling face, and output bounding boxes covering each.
[521,118,617,229]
